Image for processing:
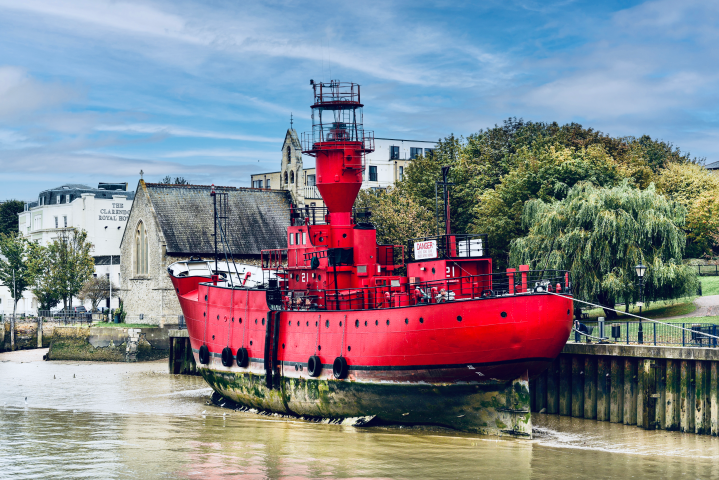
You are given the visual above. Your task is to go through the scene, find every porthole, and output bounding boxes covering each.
[255,319,258,324]
[339,321,343,327]
[457,316,462,322]
[501,312,508,318]
[297,321,300,326]
[239,318,242,324]
[365,321,368,326]
[306,321,309,326]
[432,267,435,274]
[217,314,219,320]
[420,317,424,324]
[342,233,347,238]
[262,318,265,326]
[567,309,570,315]
[203,312,206,317]
[212,335,215,340]
[318,275,322,281]
[355,320,359,327]
[318,345,322,351]
[348,346,351,352]
[250,340,253,346]
[386,319,390,325]
[405,318,409,324]
[282,344,285,349]
[319,236,324,242]
[232,317,234,322]
[326,320,330,328]
[205,295,208,301]
[375,320,379,326]
[289,320,292,326]
[316,321,318,327]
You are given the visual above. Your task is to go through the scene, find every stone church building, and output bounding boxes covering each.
[119,180,291,325]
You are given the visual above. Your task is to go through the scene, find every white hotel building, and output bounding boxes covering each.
[0,183,134,315]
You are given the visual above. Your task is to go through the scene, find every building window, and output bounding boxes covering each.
[284,171,288,184]
[369,166,378,182]
[307,174,316,186]
[63,216,67,228]
[266,179,271,189]
[135,221,149,275]
[410,147,423,159]
[56,196,60,204]
[390,146,400,160]
[252,180,263,188]
[54,216,58,228]
[424,148,434,158]
[34,216,41,230]
[399,166,404,181]
[290,171,295,184]
[66,195,70,203]
[287,146,291,163]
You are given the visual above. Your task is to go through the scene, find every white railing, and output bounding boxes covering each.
[301,186,322,199]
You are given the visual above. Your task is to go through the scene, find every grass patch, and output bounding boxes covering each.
[582,298,697,320]
[91,322,157,328]
[700,276,719,296]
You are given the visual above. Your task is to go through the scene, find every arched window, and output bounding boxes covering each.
[287,146,291,163]
[284,171,288,184]
[135,221,149,275]
[290,170,295,184]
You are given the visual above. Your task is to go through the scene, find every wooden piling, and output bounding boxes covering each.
[597,357,610,421]
[695,361,709,435]
[536,369,547,412]
[547,358,560,414]
[711,362,719,436]
[665,359,680,431]
[559,355,572,416]
[639,359,655,430]
[680,360,692,433]
[623,358,637,425]
[584,356,597,419]
[571,355,584,417]
[610,357,624,423]
[656,360,666,430]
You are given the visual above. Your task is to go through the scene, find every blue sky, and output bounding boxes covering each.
[1,0,718,200]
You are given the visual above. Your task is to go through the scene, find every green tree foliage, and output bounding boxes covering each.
[28,243,61,311]
[48,229,95,310]
[160,176,189,185]
[0,233,35,312]
[354,186,434,246]
[79,276,117,312]
[509,182,698,319]
[398,119,700,267]
[0,200,24,236]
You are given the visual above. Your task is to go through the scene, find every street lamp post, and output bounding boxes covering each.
[635,263,647,344]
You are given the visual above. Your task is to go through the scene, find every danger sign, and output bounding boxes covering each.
[414,240,438,260]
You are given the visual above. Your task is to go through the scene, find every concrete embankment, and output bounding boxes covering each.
[47,326,172,362]
[531,343,719,436]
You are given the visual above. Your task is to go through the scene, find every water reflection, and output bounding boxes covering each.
[1,357,718,479]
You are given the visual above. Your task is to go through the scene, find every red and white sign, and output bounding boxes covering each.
[414,240,438,260]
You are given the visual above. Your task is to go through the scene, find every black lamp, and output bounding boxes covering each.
[635,263,646,344]
[635,264,646,278]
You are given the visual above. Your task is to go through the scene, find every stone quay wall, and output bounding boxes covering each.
[47,325,173,362]
[1,319,58,352]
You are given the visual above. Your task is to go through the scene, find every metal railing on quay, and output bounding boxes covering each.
[689,264,719,276]
[275,269,570,312]
[37,310,93,325]
[570,320,719,347]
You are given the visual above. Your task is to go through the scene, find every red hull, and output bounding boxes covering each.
[171,274,573,383]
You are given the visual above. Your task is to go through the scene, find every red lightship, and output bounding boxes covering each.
[168,81,573,437]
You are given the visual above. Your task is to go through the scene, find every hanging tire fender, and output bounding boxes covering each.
[221,347,234,367]
[333,356,349,379]
[199,345,210,365]
[236,347,249,367]
[308,355,322,377]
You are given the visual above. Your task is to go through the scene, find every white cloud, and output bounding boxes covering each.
[0,66,79,119]
[95,124,281,143]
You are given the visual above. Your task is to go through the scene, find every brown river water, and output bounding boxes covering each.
[2,349,719,479]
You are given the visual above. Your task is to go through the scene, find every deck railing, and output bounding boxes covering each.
[276,269,570,312]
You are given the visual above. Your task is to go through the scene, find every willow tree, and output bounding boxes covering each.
[509,182,698,319]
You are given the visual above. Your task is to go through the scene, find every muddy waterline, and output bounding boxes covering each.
[1,351,718,479]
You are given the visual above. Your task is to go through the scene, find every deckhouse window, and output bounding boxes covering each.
[135,221,149,275]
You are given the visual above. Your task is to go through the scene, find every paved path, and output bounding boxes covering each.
[664,295,719,320]
[0,348,48,363]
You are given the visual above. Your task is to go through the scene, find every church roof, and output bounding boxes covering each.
[281,129,301,150]
[135,182,291,256]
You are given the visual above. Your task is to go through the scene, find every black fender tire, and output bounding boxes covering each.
[333,356,349,379]
[221,347,234,367]
[308,355,322,377]
[236,347,248,367]
[199,345,210,365]
[311,256,320,269]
